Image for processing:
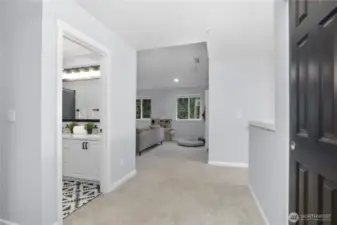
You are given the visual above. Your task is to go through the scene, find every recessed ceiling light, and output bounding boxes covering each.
[174,78,179,83]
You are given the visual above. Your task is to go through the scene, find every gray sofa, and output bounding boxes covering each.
[136,126,164,155]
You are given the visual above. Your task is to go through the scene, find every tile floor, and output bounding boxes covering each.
[63,178,101,218]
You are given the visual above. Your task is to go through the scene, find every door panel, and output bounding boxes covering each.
[321,178,337,225]
[297,34,310,137]
[319,7,337,144]
[290,1,337,225]
[296,0,308,26]
[298,164,309,225]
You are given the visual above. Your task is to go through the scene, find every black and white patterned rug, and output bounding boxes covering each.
[63,179,101,218]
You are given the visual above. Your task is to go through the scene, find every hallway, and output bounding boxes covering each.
[64,143,264,225]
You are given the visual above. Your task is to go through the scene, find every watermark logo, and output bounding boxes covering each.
[288,212,299,223]
[288,212,331,223]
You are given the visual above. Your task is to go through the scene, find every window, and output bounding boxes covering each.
[177,96,201,120]
[136,98,151,119]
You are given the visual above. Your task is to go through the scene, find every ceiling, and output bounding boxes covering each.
[137,42,208,90]
[74,0,274,89]
[75,0,275,51]
[63,37,100,69]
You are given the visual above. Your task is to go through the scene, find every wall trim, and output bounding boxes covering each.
[208,161,248,168]
[248,185,270,225]
[0,219,19,225]
[107,170,137,193]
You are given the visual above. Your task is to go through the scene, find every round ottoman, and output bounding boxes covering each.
[177,139,205,147]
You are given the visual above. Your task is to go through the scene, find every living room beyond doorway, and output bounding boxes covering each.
[135,42,209,163]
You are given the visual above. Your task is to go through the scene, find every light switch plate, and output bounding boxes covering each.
[8,110,16,122]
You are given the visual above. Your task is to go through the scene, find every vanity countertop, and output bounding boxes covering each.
[62,134,101,141]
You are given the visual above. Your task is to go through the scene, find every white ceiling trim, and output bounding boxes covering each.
[63,37,101,68]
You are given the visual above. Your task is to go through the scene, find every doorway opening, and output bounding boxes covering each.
[62,37,102,218]
[56,20,112,225]
[135,42,209,164]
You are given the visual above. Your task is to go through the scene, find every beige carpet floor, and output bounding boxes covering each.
[64,142,265,225]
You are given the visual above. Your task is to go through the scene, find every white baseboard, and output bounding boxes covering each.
[248,185,270,225]
[208,161,248,168]
[107,170,137,193]
[0,218,58,225]
[0,219,19,225]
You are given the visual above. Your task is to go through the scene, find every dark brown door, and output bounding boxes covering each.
[290,1,337,224]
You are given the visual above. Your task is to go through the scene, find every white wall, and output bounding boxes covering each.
[41,2,136,224]
[0,3,5,219]
[249,2,289,225]
[137,87,206,139]
[208,2,275,165]
[63,79,101,118]
[0,2,44,224]
[0,1,136,224]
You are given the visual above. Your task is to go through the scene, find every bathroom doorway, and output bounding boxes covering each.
[56,20,112,225]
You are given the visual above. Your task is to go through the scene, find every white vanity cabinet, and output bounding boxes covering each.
[62,136,101,181]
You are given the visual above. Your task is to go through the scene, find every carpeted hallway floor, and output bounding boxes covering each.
[64,142,265,225]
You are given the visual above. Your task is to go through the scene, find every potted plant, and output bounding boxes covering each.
[65,122,77,134]
[85,122,95,135]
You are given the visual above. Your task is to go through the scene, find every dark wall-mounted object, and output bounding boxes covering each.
[63,119,100,123]
[151,118,172,128]
[62,88,76,120]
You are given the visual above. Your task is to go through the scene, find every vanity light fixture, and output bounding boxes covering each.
[63,65,100,81]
